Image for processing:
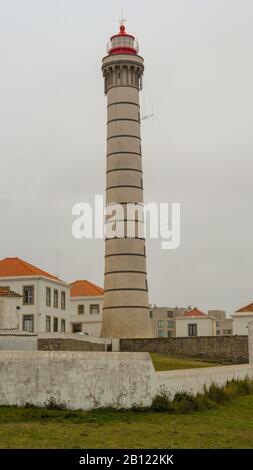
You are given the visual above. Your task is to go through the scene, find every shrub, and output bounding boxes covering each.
[205,383,231,404]
[45,397,67,410]
[151,389,173,412]
[172,392,196,414]
[194,394,217,411]
[226,378,252,396]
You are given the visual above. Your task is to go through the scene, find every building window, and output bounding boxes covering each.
[168,320,174,328]
[61,291,66,310]
[149,311,153,318]
[53,317,58,332]
[23,315,34,332]
[216,322,220,327]
[72,323,82,333]
[167,310,173,318]
[46,316,51,332]
[145,279,148,291]
[61,319,66,332]
[78,305,85,315]
[224,329,232,335]
[217,330,220,335]
[90,304,99,315]
[158,320,164,328]
[188,323,197,337]
[23,286,34,305]
[158,330,165,338]
[168,330,173,338]
[46,287,51,307]
[53,289,58,308]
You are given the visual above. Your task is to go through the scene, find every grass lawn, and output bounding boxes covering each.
[0,395,253,448]
[150,353,222,371]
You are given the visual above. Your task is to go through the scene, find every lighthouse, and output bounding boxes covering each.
[101,22,153,338]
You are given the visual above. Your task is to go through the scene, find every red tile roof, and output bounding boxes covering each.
[182,307,207,317]
[70,280,104,297]
[236,303,253,313]
[0,257,62,282]
[0,286,22,298]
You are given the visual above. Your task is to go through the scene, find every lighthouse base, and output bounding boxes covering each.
[101,308,153,339]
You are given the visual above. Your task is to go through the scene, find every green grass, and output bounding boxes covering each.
[150,353,221,371]
[0,395,253,448]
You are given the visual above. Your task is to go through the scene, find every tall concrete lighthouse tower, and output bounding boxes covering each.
[101,22,153,339]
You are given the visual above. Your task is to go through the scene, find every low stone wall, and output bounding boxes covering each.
[0,334,38,351]
[119,336,249,364]
[0,351,252,410]
[38,338,106,352]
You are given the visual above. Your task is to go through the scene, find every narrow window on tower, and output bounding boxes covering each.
[135,71,138,86]
[131,67,134,84]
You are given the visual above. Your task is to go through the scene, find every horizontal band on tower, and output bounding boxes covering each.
[103,305,149,310]
[105,253,146,258]
[106,168,142,174]
[105,237,146,241]
[105,270,147,275]
[104,288,148,293]
[107,118,140,124]
[107,101,140,108]
[107,134,141,141]
[107,151,142,158]
[107,84,140,91]
[105,218,144,223]
[105,204,144,208]
[110,201,144,205]
[106,184,143,190]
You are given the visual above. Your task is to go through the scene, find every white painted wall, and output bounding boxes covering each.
[0,296,21,329]
[155,364,253,398]
[176,317,216,337]
[0,351,252,410]
[70,296,103,336]
[249,321,253,364]
[232,314,253,336]
[0,277,71,333]
[0,351,153,409]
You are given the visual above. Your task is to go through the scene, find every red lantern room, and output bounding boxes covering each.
[107,22,139,55]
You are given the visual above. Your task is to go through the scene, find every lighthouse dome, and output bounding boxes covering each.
[107,23,139,55]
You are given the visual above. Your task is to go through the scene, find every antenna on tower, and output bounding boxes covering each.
[141,105,155,121]
[120,8,126,26]
[141,113,154,121]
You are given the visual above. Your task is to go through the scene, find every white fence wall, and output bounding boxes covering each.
[0,350,253,410]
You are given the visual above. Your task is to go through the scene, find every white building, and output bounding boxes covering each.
[0,286,22,330]
[176,307,216,337]
[232,302,253,335]
[207,310,233,336]
[70,280,104,336]
[0,257,70,333]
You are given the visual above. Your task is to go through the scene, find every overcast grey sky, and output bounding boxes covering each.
[0,0,252,314]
